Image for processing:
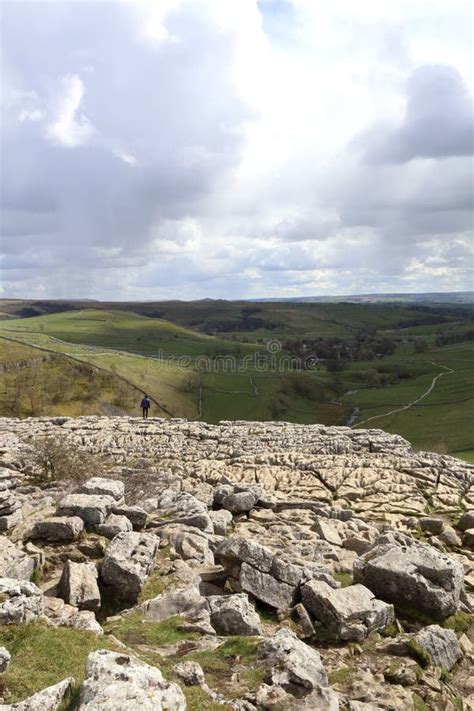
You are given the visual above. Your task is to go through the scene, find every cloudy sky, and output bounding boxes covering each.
[1,0,473,300]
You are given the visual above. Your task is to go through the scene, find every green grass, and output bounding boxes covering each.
[0,622,115,704]
[442,611,473,634]
[328,666,352,685]
[333,572,353,588]
[103,613,200,647]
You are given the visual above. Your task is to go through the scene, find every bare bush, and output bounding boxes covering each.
[22,436,99,484]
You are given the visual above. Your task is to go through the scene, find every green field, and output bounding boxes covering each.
[0,299,472,461]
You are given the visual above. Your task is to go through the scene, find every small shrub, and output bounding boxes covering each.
[22,436,100,484]
[442,611,472,634]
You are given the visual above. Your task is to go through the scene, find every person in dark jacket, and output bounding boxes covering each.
[141,394,151,418]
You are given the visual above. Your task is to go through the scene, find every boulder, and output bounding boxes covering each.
[419,517,444,535]
[301,581,394,642]
[100,531,158,602]
[353,539,463,619]
[167,528,214,565]
[80,477,125,501]
[0,578,43,624]
[142,585,208,622]
[172,660,205,686]
[7,677,74,711]
[0,645,11,673]
[0,537,35,580]
[209,509,233,536]
[312,518,343,547]
[77,649,186,710]
[415,625,462,670]
[110,504,148,530]
[59,560,101,612]
[29,516,84,542]
[257,628,339,710]
[42,596,103,635]
[463,528,474,549]
[207,593,262,636]
[56,494,114,526]
[94,513,132,539]
[458,511,474,531]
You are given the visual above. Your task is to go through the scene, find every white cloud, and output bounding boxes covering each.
[0,0,473,299]
[46,74,95,148]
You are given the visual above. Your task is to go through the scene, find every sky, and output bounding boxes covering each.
[1,0,473,300]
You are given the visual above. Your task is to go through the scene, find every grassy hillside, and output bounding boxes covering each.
[0,302,472,461]
[0,338,140,417]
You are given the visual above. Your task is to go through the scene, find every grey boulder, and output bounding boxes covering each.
[415,624,462,670]
[94,513,132,539]
[353,539,463,619]
[56,494,114,526]
[207,593,262,636]
[28,516,84,542]
[301,580,394,642]
[100,531,158,602]
[0,577,43,624]
[0,645,11,673]
[257,628,339,710]
[80,477,125,501]
[59,560,101,612]
[77,649,186,711]
[0,537,35,581]
[6,677,74,711]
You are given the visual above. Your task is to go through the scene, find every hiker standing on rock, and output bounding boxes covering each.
[141,394,151,419]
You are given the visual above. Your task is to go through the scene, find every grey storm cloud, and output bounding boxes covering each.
[358,64,474,164]
[1,1,253,261]
[0,1,473,298]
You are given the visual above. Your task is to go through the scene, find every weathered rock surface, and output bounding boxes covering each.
[0,578,43,624]
[257,628,339,710]
[59,560,101,612]
[207,593,262,636]
[415,624,462,670]
[301,580,394,641]
[0,646,11,673]
[0,537,35,580]
[5,677,74,711]
[0,416,472,711]
[94,513,132,539]
[80,477,124,502]
[100,531,158,601]
[77,649,186,710]
[353,536,464,618]
[56,494,114,526]
[28,516,84,542]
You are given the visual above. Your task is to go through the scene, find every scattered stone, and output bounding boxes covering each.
[0,645,11,672]
[80,477,125,501]
[294,602,316,637]
[172,660,205,686]
[415,624,462,670]
[312,518,343,547]
[0,577,43,624]
[141,585,208,622]
[28,516,84,542]
[463,528,474,549]
[419,517,444,535]
[257,628,339,710]
[110,504,148,530]
[7,677,74,711]
[78,649,186,710]
[353,537,463,619]
[43,596,103,635]
[209,509,233,536]
[301,580,394,641]
[94,513,132,539]
[100,531,159,601]
[0,536,35,580]
[59,560,101,612]
[438,525,462,547]
[56,494,114,526]
[458,511,474,531]
[207,593,262,636]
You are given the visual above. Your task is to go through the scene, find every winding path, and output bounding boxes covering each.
[354,361,454,428]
